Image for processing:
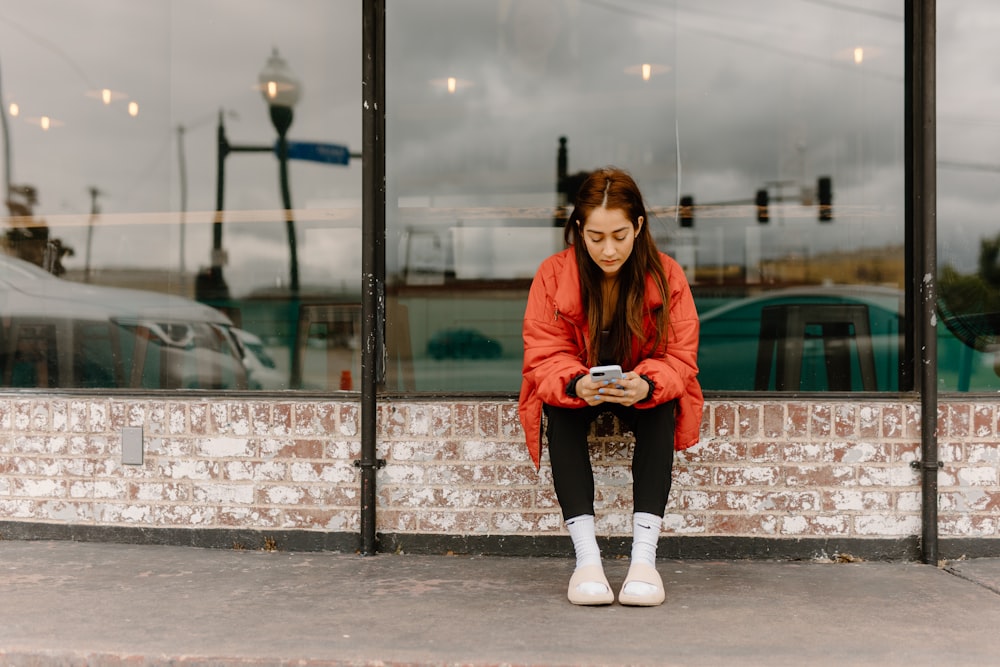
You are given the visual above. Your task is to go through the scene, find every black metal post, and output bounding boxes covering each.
[557,136,568,207]
[206,110,231,301]
[554,136,569,227]
[359,0,386,556]
[906,0,939,565]
[271,105,303,389]
[270,106,300,296]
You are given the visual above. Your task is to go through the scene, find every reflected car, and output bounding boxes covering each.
[1,253,247,389]
[230,327,288,390]
[697,285,904,392]
[427,328,502,360]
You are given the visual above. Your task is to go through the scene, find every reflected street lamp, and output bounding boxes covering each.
[204,49,305,388]
[259,48,301,296]
[207,49,303,301]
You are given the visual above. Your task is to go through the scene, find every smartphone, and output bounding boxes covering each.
[589,364,624,385]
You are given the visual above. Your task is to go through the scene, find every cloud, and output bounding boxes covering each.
[1,0,997,287]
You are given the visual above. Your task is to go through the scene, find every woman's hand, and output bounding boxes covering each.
[575,371,649,407]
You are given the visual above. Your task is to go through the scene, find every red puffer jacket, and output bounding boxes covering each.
[518,248,704,469]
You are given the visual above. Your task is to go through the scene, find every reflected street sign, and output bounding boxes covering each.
[280,140,351,165]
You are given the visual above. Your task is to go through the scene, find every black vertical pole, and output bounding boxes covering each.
[214,111,226,277]
[208,110,230,301]
[359,0,386,556]
[907,0,939,564]
[271,106,303,389]
[557,136,568,207]
[554,136,568,227]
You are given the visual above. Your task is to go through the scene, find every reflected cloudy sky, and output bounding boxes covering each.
[0,0,997,294]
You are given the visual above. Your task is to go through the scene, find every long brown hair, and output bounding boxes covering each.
[564,167,671,367]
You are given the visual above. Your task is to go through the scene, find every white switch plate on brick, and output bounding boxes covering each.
[122,427,144,465]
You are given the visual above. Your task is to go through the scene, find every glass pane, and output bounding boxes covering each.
[937,1,1000,392]
[386,0,905,393]
[1,0,361,391]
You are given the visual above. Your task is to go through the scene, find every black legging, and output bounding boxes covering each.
[544,400,677,520]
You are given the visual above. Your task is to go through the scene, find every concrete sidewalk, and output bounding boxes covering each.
[1,540,999,666]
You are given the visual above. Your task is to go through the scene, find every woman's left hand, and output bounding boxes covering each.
[594,371,648,407]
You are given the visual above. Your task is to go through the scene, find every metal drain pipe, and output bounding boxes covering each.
[907,0,939,565]
[359,0,386,556]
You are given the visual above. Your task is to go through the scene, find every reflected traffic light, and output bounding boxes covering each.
[755,188,769,223]
[818,176,833,221]
[679,195,694,228]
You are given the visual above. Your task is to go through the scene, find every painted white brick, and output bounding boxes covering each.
[198,437,253,458]
[957,466,998,487]
[162,459,212,480]
[782,515,810,534]
[20,478,64,498]
[193,483,255,505]
[0,396,998,544]
[263,485,306,505]
[854,514,920,536]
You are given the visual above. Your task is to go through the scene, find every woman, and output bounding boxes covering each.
[518,167,703,606]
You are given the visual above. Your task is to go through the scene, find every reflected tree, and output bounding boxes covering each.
[938,233,1000,376]
[3,184,74,275]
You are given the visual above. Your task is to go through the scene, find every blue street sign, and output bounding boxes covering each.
[280,140,351,165]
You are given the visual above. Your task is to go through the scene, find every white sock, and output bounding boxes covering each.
[565,514,607,595]
[566,514,601,569]
[630,512,662,566]
[624,512,662,597]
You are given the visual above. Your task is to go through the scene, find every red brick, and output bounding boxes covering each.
[477,403,499,437]
[810,403,832,437]
[738,403,762,438]
[946,404,972,438]
[834,404,858,437]
[453,403,477,436]
[972,404,995,439]
[785,464,855,487]
[711,402,737,438]
[762,402,787,438]
[499,402,521,438]
[707,513,780,535]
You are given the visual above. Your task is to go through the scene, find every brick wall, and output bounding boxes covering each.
[0,395,998,557]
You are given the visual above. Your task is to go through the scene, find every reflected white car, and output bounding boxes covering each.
[229,327,288,390]
[1,253,248,389]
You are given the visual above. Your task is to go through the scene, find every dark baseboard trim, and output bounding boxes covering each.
[380,533,927,561]
[1,522,996,561]
[0,522,360,554]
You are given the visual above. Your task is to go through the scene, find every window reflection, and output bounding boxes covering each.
[937,2,1000,392]
[387,0,905,393]
[1,0,361,391]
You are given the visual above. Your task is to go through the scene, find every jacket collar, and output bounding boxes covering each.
[552,247,665,324]
[552,249,586,325]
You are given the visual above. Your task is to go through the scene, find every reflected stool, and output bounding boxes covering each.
[754,303,877,391]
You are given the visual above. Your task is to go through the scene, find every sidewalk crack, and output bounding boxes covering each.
[943,565,1000,597]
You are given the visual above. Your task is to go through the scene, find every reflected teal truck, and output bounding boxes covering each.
[697,286,904,392]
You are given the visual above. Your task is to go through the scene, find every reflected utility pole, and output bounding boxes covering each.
[84,186,103,282]
[177,124,188,290]
[1,54,12,205]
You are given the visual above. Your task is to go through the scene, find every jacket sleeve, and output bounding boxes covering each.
[633,259,700,407]
[521,264,589,408]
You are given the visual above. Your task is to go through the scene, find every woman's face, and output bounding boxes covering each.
[581,207,642,279]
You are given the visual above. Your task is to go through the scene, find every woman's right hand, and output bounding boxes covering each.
[576,371,648,407]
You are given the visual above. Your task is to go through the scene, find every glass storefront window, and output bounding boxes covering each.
[1,0,362,391]
[937,1,1000,392]
[386,0,905,393]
